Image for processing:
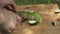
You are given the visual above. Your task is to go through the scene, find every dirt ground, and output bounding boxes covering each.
[11,4,60,34]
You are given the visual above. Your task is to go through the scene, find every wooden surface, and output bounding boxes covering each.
[12,4,60,34]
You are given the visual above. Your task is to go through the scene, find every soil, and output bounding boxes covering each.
[11,4,60,34]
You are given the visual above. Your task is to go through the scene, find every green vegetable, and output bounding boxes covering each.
[16,11,42,23]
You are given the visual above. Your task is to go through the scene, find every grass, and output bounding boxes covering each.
[15,0,60,5]
[15,0,60,8]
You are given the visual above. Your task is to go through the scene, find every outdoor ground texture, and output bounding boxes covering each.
[11,4,60,34]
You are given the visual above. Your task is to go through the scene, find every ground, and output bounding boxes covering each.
[11,4,60,34]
